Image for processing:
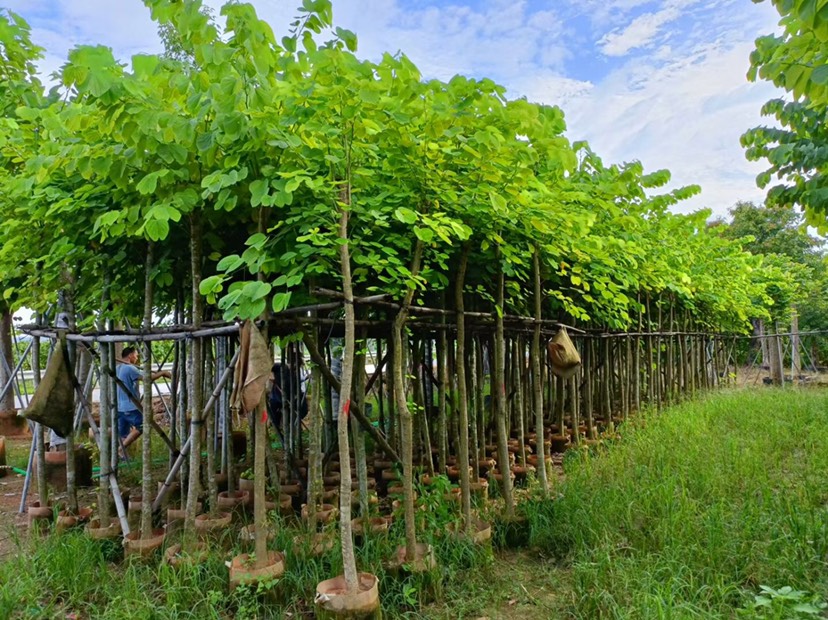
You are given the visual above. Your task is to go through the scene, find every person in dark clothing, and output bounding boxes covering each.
[267,362,308,431]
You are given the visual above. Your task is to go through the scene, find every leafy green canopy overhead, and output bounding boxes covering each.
[744,1,828,227]
[0,1,787,332]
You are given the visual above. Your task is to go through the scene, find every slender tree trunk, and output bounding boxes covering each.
[336,184,359,592]
[493,247,514,516]
[60,277,79,515]
[307,327,323,532]
[454,245,472,530]
[33,312,48,508]
[791,309,801,382]
[474,337,485,461]
[437,320,448,475]
[141,243,155,539]
[0,307,13,412]
[393,238,425,563]
[352,330,369,517]
[184,214,204,540]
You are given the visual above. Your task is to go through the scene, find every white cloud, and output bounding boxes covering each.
[599,6,681,56]
[559,40,780,215]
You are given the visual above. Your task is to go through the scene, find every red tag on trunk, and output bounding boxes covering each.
[261,409,268,423]
[343,399,351,419]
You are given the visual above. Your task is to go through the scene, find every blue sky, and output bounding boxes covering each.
[5,0,784,216]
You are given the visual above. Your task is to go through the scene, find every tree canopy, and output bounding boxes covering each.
[743,0,828,227]
[0,1,794,333]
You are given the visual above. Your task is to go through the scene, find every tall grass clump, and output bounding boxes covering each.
[535,389,828,619]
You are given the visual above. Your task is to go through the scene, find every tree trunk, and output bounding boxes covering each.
[493,247,514,516]
[791,309,801,382]
[184,214,204,540]
[352,330,369,518]
[336,184,359,592]
[437,322,448,475]
[307,328,323,532]
[393,237,425,563]
[141,243,155,539]
[96,287,111,528]
[454,245,472,530]
[254,354,268,567]
[0,307,13,412]
[61,277,79,515]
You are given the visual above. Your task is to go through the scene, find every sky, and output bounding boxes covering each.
[4,0,784,217]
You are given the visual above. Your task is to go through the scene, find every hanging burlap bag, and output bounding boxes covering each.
[23,335,75,438]
[547,327,581,379]
[230,320,271,415]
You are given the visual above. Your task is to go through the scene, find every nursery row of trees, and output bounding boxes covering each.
[0,0,813,609]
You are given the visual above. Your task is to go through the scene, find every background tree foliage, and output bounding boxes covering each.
[744,0,828,227]
[0,0,798,337]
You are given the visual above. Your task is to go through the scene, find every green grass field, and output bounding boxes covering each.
[1,388,826,619]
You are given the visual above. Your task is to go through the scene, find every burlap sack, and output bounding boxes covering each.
[24,336,75,438]
[547,327,581,379]
[230,320,271,414]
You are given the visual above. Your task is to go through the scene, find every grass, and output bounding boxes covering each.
[529,387,828,619]
[2,388,828,619]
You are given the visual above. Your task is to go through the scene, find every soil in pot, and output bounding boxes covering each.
[495,514,530,549]
[351,517,390,542]
[217,490,251,516]
[167,501,202,524]
[214,473,229,493]
[549,434,571,453]
[386,542,437,574]
[229,551,286,593]
[123,528,165,559]
[27,501,54,528]
[194,512,233,541]
[86,518,122,541]
[447,518,492,545]
[315,572,381,620]
[38,447,93,491]
[469,478,489,501]
[385,543,442,604]
[163,541,209,568]
[301,503,338,525]
[511,465,536,487]
[56,507,93,533]
[239,523,275,543]
[293,532,336,557]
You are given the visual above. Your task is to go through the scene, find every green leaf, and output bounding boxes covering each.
[131,54,159,77]
[243,280,272,301]
[250,179,268,207]
[272,291,292,313]
[217,254,244,272]
[136,172,160,195]
[199,275,224,296]
[394,207,418,225]
[196,132,214,152]
[812,63,828,85]
[413,226,434,243]
[145,218,169,241]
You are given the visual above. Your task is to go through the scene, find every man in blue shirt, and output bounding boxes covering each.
[116,346,171,450]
